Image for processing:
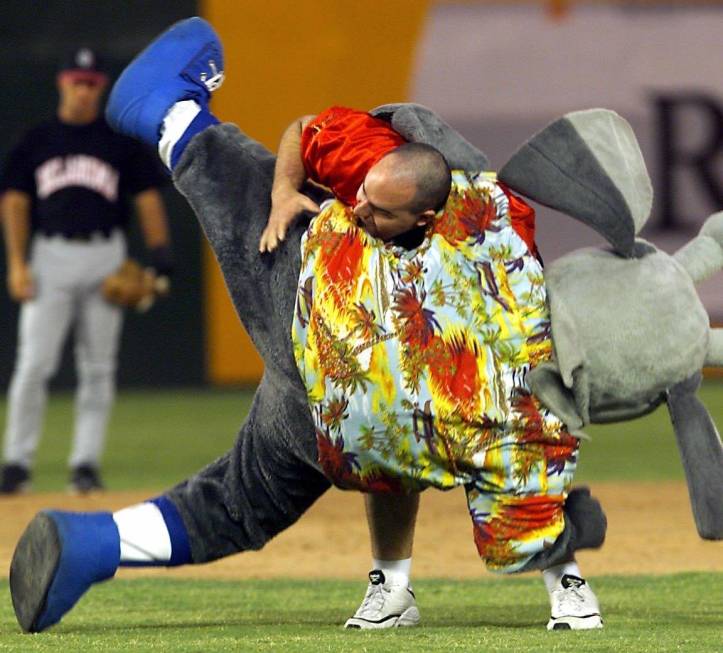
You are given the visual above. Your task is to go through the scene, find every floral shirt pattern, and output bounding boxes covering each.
[293,171,569,493]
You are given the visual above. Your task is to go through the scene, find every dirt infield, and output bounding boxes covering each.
[0,481,720,582]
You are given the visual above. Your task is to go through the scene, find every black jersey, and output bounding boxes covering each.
[0,117,166,237]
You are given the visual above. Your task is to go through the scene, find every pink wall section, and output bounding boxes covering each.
[411,3,723,319]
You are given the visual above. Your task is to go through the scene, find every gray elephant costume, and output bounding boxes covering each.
[165,105,722,569]
[8,100,719,637]
[500,109,723,540]
[163,106,610,567]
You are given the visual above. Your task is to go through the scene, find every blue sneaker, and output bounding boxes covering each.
[106,17,224,146]
[10,511,120,632]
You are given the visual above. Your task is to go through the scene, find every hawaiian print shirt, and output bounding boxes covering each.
[293,170,565,493]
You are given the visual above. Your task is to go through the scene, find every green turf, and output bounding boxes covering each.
[0,380,720,491]
[0,386,720,650]
[0,388,254,492]
[0,574,719,652]
[578,379,722,482]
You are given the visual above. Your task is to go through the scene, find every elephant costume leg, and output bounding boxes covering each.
[164,124,330,563]
[667,373,723,540]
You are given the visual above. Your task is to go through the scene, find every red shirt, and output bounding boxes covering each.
[300,105,537,253]
[301,106,405,206]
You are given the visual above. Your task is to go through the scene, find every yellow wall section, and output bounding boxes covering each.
[201,0,430,383]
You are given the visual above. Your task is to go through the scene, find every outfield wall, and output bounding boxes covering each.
[203,1,723,384]
[413,2,723,317]
[201,0,431,382]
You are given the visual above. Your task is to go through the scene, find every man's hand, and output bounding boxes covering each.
[259,188,319,253]
[260,114,318,253]
[7,260,34,302]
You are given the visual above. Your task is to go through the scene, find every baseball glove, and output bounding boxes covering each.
[102,259,163,312]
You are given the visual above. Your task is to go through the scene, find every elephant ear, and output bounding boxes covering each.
[369,103,490,172]
[499,109,653,258]
[666,373,723,540]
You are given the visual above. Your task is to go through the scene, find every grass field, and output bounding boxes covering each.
[14,380,722,491]
[0,381,720,651]
[0,575,720,652]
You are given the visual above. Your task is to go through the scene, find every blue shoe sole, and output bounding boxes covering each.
[10,512,62,633]
[106,16,223,145]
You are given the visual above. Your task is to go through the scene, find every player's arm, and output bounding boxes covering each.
[259,115,320,253]
[1,189,34,302]
[133,188,173,289]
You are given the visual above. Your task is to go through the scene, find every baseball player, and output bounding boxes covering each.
[0,48,172,494]
[8,20,606,634]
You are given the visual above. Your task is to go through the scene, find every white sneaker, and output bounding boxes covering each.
[547,574,603,630]
[344,570,421,629]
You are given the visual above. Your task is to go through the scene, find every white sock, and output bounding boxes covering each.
[542,560,583,594]
[373,557,412,586]
[113,502,172,563]
[158,100,201,169]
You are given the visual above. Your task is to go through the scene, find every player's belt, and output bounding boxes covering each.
[40,229,115,242]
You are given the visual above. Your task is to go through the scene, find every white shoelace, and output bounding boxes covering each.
[552,585,597,617]
[357,583,390,616]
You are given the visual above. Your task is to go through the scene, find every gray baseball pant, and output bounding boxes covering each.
[164,124,330,563]
[3,232,125,470]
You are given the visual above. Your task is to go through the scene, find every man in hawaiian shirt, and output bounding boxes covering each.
[265,106,604,630]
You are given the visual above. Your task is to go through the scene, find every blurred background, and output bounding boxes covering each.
[0,1,720,489]
[1,0,722,389]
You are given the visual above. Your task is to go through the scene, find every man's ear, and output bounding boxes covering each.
[416,209,436,227]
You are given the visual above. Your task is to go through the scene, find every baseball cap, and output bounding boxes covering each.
[58,47,108,85]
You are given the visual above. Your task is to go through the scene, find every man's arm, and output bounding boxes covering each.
[259,115,320,253]
[2,189,34,301]
[133,188,173,279]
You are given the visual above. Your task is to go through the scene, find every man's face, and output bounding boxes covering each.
[352,157,430,242]
[57,74,106,119]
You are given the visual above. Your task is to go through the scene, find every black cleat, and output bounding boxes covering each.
[68,465,104,494]
[0,464,31,494]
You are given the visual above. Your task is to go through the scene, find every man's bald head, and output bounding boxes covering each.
[354,143,451,242]
[381,142,452,213]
